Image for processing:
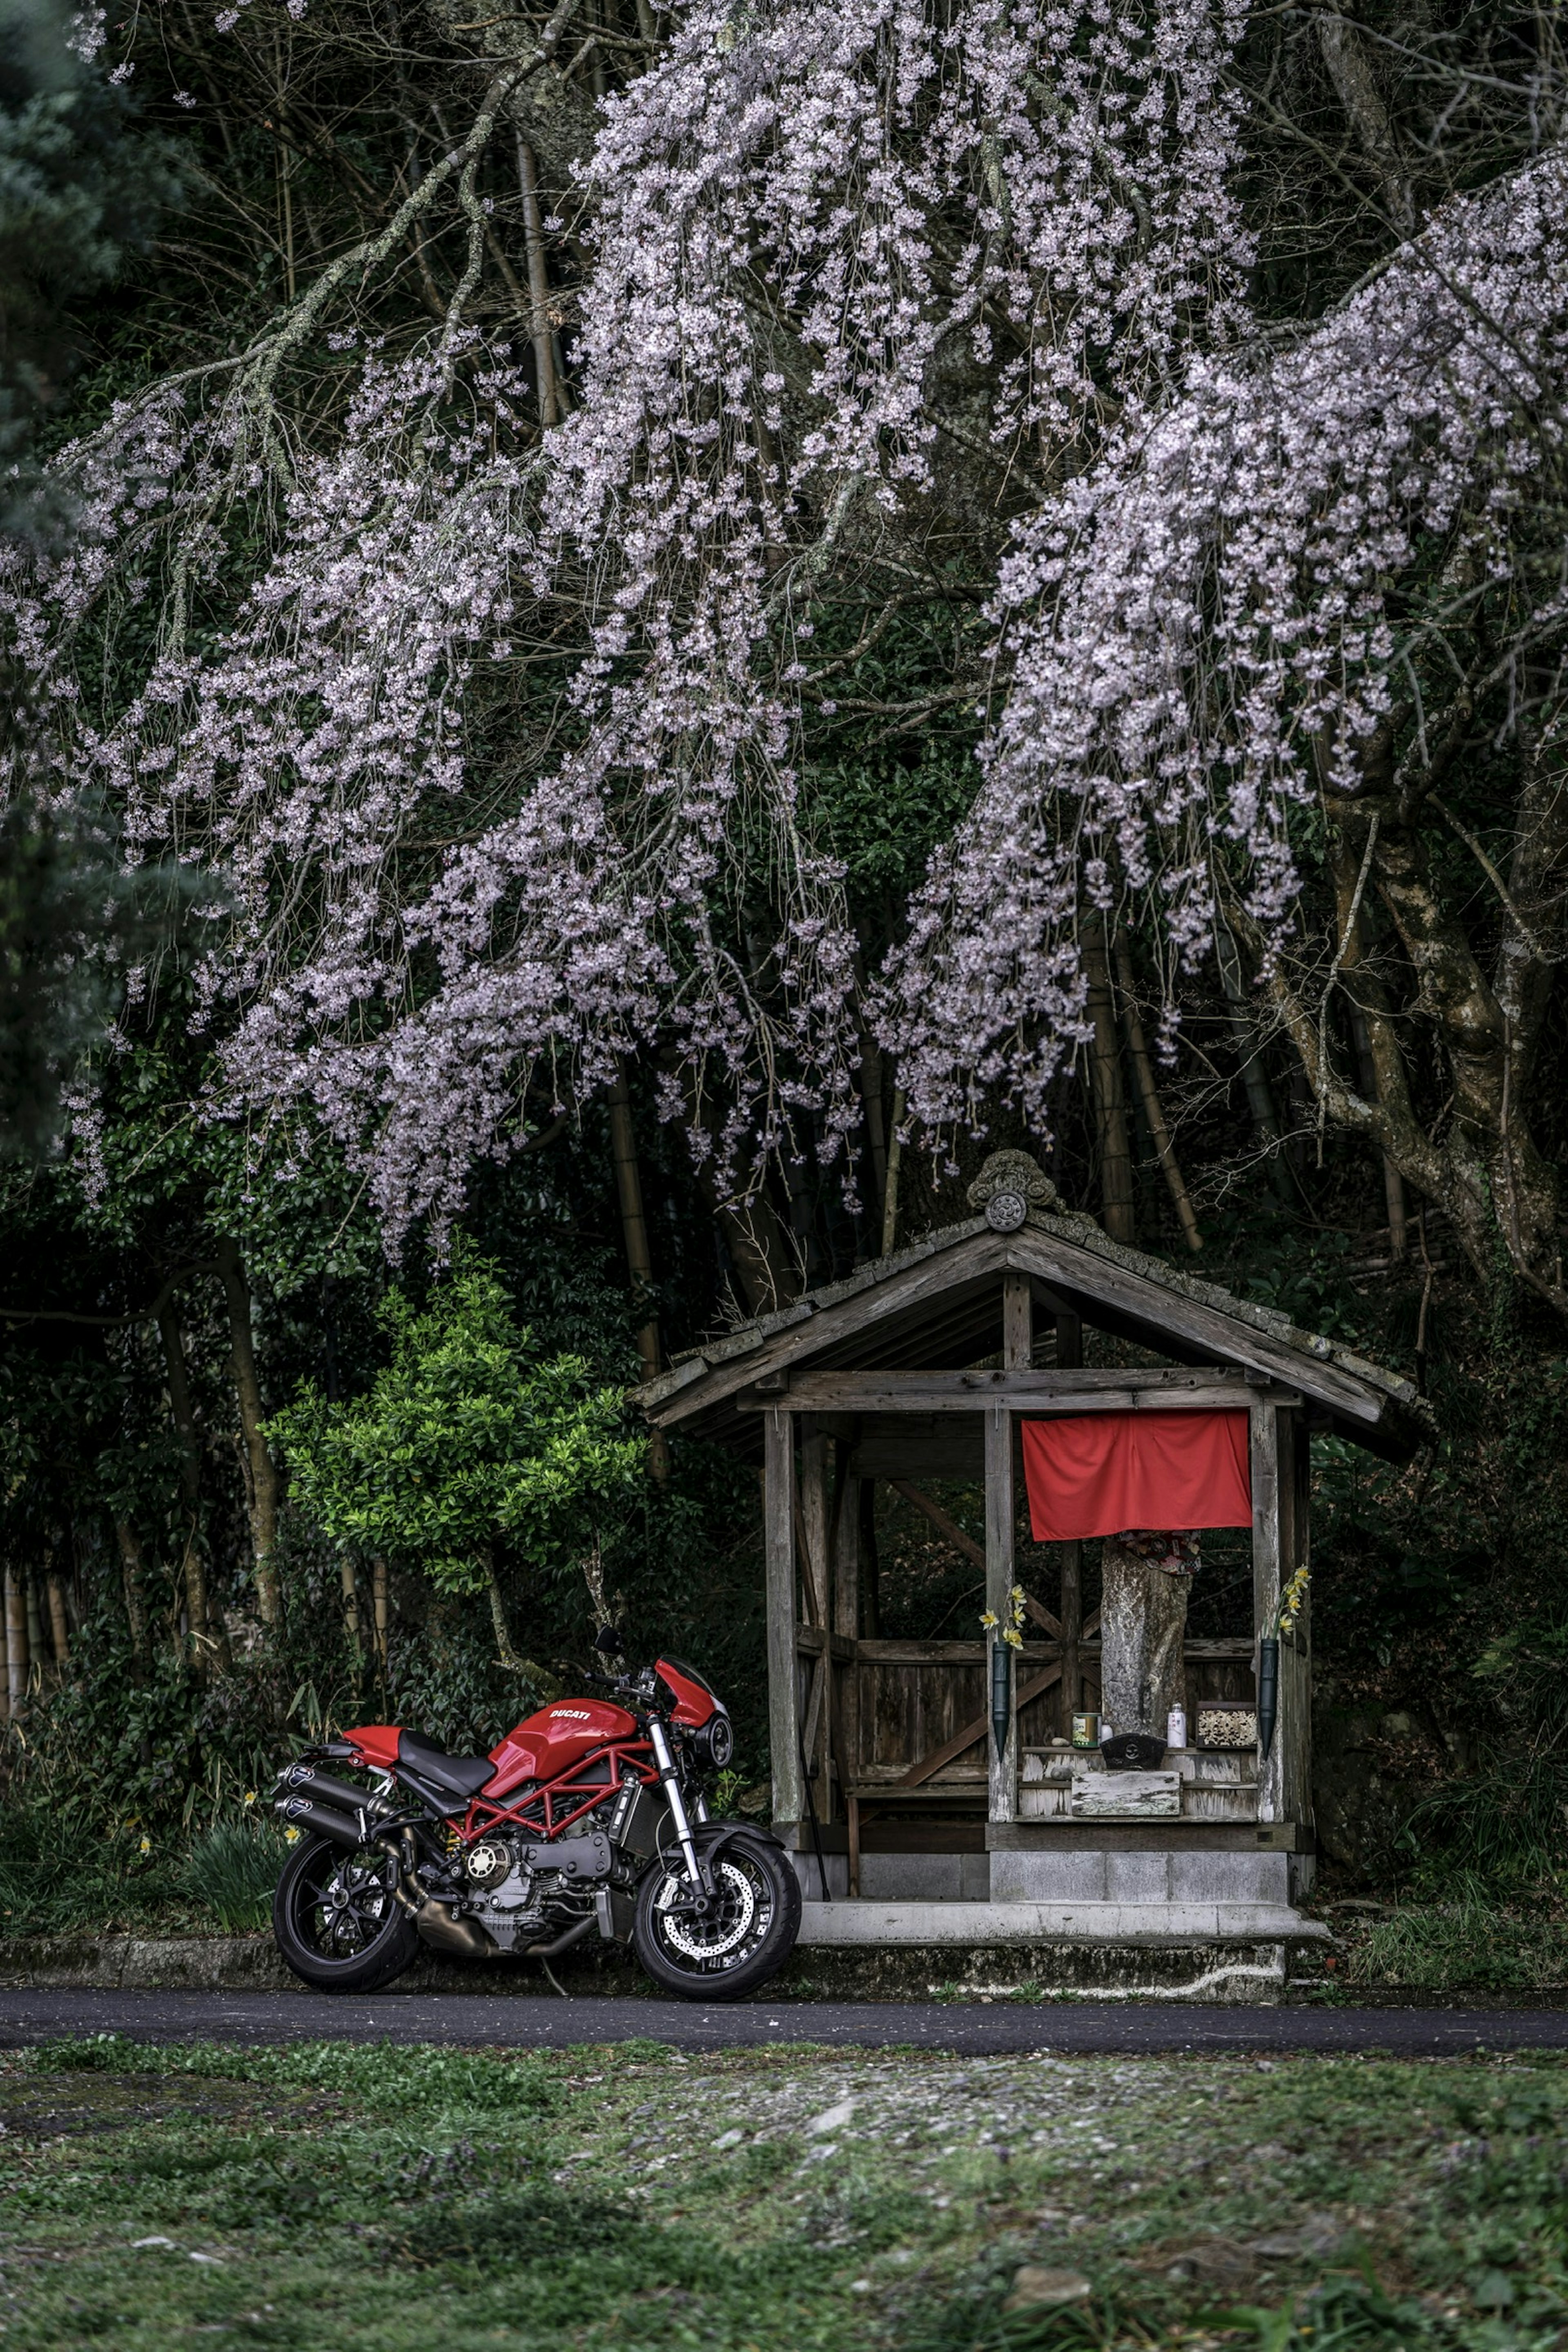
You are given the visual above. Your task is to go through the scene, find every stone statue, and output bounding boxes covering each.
[1098,1531,1198,1737]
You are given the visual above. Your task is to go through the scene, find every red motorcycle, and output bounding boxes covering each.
[270,1630,800,2000]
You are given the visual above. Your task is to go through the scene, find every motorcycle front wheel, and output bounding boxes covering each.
[632,1833,802,2000]
[273,1833,420,1993]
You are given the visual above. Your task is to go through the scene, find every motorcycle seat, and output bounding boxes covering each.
[397,1730,497,1798]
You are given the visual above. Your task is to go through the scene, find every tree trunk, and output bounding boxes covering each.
[341,1554,362,1663]
[483,1548,562,1695]
[372,1555,390,1671]
[217,1240,283,1624]
[114,1519,149,1660]
[1098,1537,1190,1739]
[679,1071,802,1312]
[156,1301,229,1675]
[1083,920,1135,1245]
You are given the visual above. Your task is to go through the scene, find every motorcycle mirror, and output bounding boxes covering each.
[594,1623,626,1657]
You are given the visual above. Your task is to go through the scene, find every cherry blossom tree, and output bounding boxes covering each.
[4,0,1566,1305]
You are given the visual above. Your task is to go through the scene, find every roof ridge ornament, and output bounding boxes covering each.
[967,1149,1096,1236]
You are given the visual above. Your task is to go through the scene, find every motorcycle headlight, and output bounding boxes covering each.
[693,1712,733,1769]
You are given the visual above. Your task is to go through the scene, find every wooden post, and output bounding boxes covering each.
[1250,1400,1284,1824]
[1055,1305,1083,1737]
[1002,1271,1033,1371]
[764,1407,802,1839]
[1276,1412,1312,1831]
[986,1401,1017,1824]
[831,1443,861,1831]
[797,1428,832,1819]
[797,1428,829,1630]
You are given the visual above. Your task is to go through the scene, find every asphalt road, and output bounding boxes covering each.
[0,1989,1566,2056]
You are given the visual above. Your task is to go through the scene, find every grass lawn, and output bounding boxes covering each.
[0,2035,1564,2351]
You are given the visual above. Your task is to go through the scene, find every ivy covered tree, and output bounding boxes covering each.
[268,1256,645,1680]
[0,0,180,1156]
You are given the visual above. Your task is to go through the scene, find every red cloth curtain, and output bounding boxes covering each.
[1020,1410,1252,1542]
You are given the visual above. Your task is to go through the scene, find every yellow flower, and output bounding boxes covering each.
[980,1610,999,1630]
[284,1826,302,1845]
[1002,1628,1024,1650]
[242,1789,257,1806]
[138,1835,151,1856]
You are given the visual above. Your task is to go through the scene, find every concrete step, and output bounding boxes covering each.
[800,1898,1325,1949]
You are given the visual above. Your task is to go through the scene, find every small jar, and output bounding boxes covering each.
[1167,1706,1187,1750]
[1071,1711,1100,1749]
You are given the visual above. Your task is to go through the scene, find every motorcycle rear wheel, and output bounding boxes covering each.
[273,1833,420,1993]
[632,1833,801,2000]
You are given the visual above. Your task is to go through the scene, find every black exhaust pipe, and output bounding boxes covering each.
[277,1765,389,1819]
[413,1900,497,1960]
[275,1795,372,1849]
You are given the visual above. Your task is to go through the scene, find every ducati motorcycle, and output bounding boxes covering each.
[269,1630,801,2000]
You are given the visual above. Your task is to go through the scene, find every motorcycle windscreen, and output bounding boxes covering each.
[1020,1410,1252,1542]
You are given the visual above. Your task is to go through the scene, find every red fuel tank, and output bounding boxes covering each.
[484,1697,641,1800]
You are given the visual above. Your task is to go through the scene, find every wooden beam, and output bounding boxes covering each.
[889,1479,984,1573]
[899,1660,1063,1790]
[748,1368,1294,1414]
[641,1223,1412,1453]
[986,1401,1016,1824]
[796,1428,829,1629]
[1054,1306,1083,1736]
[1009,1230,1384,1421]
[1250,1399,1283,1829]
[830,1444,861,1791]
[1002,1271,1033,1370]
[764,1407,802,1832]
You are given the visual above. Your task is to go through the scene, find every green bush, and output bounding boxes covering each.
[1346,1889,1568,1992]
[179,1820,289,1931]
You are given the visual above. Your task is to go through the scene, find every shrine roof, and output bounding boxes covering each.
[631,1201,1428,1463]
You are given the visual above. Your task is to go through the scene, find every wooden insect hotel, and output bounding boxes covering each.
[634,1152,1423,1978]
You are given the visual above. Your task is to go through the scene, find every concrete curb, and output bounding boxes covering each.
[0,1931,1332,2006]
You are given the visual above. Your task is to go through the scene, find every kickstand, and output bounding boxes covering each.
[540,1957,570,1999]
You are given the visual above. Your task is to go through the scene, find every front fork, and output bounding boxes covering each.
[648,1716,707,1894]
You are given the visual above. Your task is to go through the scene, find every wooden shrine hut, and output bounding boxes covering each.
[633,1152,1425,1956]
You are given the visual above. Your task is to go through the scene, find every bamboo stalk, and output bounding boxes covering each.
[1113,933,1203,1253]
[606,1064,668,1481]
[517,137,560,426]
[157,1303,230,1675]
[4,1568,25,1717]
[45,1570,69,1666]
[1084,919,1135,1243]
[218,1241,283,1624]
[880,1087,905,1256]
